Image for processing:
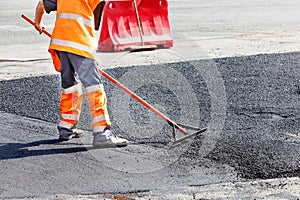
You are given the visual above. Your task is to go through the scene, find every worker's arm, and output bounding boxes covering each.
[94,1,105,30]
[34,0,57,34]
[34,1,45,34]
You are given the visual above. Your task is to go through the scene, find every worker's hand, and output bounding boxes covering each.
[34,22,44,34]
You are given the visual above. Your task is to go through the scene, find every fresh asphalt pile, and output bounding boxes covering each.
[0,52,299,197]
[207,52,300,179]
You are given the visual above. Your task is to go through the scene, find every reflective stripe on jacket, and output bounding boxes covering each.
[48,0,101,72]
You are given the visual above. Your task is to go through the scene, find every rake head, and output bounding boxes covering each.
[172,124,207,145]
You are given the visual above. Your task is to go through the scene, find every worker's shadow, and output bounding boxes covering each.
[0,139,89,160]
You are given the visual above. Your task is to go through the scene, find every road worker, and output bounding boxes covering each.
[34,0,128,147]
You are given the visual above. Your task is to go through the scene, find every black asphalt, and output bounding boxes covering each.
[0,52,299,198]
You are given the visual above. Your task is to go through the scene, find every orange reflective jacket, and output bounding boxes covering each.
[48,0,101,72]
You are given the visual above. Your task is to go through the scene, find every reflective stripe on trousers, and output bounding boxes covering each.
[86,84,111,133]
[58,84,82,129]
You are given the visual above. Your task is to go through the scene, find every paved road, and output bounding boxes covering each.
[0,0,300,199]
[1,52,299,198]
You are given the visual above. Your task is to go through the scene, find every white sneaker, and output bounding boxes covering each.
[93,129,128,148]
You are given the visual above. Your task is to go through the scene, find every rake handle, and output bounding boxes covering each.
[21,14,188,135]
[21,14,52,38]
[98,69,188,134]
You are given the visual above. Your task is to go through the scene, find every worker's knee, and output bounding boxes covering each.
[77,58,103,87]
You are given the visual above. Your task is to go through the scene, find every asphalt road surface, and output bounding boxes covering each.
[0,0,300,199]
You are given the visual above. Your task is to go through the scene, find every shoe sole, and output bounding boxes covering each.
[92,141,128,148]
